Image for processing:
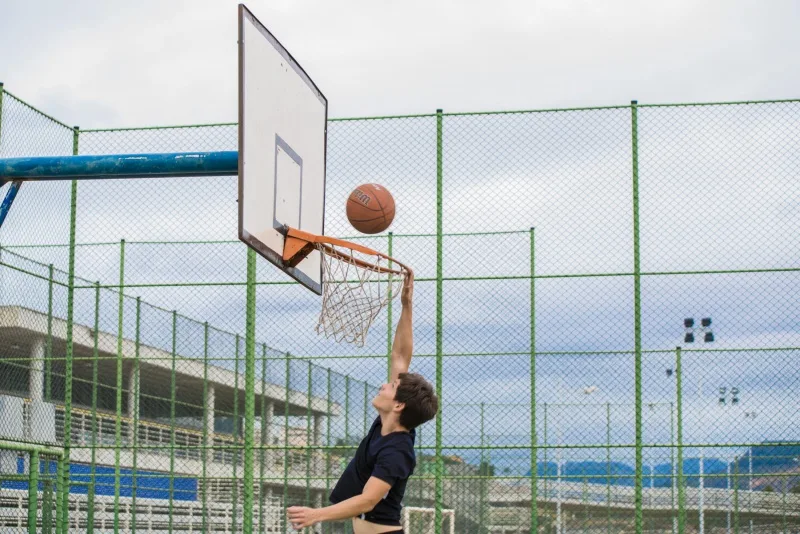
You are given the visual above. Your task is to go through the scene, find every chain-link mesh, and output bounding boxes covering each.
[1,86,799,533]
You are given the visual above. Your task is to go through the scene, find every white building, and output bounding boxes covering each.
[0,304,344,533]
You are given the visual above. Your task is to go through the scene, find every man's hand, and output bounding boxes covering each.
[287,506,320,530]
[286,477,389,528]
[400,270,414,308]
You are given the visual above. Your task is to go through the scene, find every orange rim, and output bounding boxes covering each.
[284,227,410,276]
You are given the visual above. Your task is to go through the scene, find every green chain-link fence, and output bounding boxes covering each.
[1,85,799,533]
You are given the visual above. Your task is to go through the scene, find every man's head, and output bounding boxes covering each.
[373,373,438,430]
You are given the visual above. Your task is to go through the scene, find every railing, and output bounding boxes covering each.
[50,402,327,480]
[488,479,800,516]
[3,394,345,494]
[0,488,286,533]
[64,406,326,476]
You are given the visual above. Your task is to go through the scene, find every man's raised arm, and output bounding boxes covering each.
[390,271,414,382]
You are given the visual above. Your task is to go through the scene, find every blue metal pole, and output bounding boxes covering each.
[0,81,21,229]
[0,180,21,227]
[0,151,238,184]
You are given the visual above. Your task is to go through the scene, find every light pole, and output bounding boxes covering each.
[671,400,677,534]
[710,385,746,534]
[715,387,740,534]
[699,451,705,534]
[681,317,714,534]
[743,411,758,534]
[555,404,564,534]
[663,371,678,534]
[551,384,601,534]
[726,456,732,534]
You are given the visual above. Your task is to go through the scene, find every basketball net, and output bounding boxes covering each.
[316,241,408,346]
[281,228,409,347]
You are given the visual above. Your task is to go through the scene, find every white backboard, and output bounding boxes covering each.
[238,4,328,294]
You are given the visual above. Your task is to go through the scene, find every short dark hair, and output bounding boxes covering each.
[394,373,438,430]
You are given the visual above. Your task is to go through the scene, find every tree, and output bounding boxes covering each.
[478,461,495,477]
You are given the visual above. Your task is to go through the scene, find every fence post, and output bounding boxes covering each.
[733,455,740,534]
[676,346,686,534]
[46,264,54,402]
[607,402,612,534]
[543,402,548,518]
[168,310,177,532]
[387,231,394,382]
[28,450,40,534]
[670,401,676,534]
[259,343,269,533]
[88,281,100,534]
[434,107,445,534]
[55,455,64,534]
[306,361,313,506]
[630,99,644,534]
[43,458,53,534]
[243,247,257,534]
[201,320,210,532]
[479,403,486,533]
[529,227,538,534]
[363,382,368,435]
[283,355,291,532]
[326,369,333,534]
[132,297,141,534]
[61,124,79,534]
[114,238,125,533]
[232,334,241,534]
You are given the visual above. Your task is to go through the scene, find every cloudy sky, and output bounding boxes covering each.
[1,0,799,471]
[1,0,799,128]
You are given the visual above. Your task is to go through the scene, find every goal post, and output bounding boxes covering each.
[402,506,455,534]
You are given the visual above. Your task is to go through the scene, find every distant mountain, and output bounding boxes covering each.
[707,443,800,492]
[479,442,800,492]
[528,461,636,487]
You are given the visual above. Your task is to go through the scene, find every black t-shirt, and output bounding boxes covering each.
[329,416,416,526]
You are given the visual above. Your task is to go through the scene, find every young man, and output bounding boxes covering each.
[287,272,438,533]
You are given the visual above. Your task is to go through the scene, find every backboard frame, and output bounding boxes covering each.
[237,4,328,294]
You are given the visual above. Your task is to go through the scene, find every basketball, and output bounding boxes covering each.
[346,183,396,234]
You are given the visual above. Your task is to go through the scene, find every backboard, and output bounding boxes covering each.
[238,4,328,294]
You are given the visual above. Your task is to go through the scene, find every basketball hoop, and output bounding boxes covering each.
[282,227,410,346]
